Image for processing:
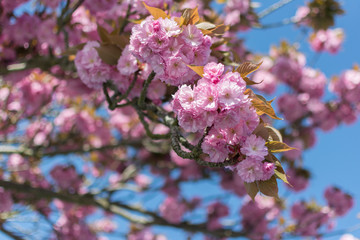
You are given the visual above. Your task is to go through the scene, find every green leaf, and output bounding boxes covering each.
[266,141,296,153]
[97,25,111,43]
[107,34,130,49]
[245,89,282,120]
[274,160,290,185]
[275,169,289,185]
[258,176,279,198]
[143,2,168,20]
[244,182,259,200]
[236,61,262,78]
[187,65,204,77]
[95,44,122,65]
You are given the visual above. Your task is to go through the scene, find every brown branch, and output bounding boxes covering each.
[0,180,245,238]
[0,139,143,157]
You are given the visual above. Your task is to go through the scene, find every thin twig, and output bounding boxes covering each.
[258,0,296,19]
[138,71,156,109]
[254,17,297,29]
[0,180,246,238]
[119,4,132,34]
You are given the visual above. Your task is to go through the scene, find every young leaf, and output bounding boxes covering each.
[273,160,291,185]
[187,65,204,77]
[107,34,130,49]
[181,7,200,25]
[174,16,184,26]
[243,76,262,85]
[130,19,145,24]
[265,125,283,142]
[244,182,259,200]
[275,170,289,185]
[143,2,168,20]
[200,28,213,35]
[196,22,216,30]
[95,44,122,65]
[188,7,200,25]
[211,24,229,36]
[258,176,279,198]
[236,61,262,78]
[266,141,296,153]
[211,39,228,49]
[245,89,282,120]
[253,123,269,141]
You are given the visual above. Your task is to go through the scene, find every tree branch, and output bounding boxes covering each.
[258,0,295,19]
[0,180,245,238]
[138,71,156,109]
[0,139,143,157]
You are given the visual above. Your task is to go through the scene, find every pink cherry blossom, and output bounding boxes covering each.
[203,62,225,84]
[159,197,187,224]
[236,158,264,183]
[240,134,268,161]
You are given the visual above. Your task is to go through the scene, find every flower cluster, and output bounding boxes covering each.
[50,165,83,192]
[54,107,112,148]
[309,28,344,54]
[207,202,229,230]
[252,57,277,94]
[159,197,187,224]
[291,201,332,236]
[172,62,275,183]
[17,70,57,117]
[7,154,51,189]
[324,186,354,216]
[330,68,360,104]
[54,200,96,240]
[0,188,13,213]
[223,0,256,30]
[128,227,167,240]
[240,196,280,239]
[75,41,112,89]
[285,168,310,192]
[83,0,117,14]
[26,120,53,146]
[129,16,212,85]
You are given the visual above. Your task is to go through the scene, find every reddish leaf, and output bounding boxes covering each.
[244,182,259,200]
[236,61,262,78]
[245,89,282,120]
[266,141,296,153]
[143,2,168,20]
[181,7,200,25]
[258,176,279,198]
[95,44,122,65]
[187,65,204,77]
[265,126,283,142]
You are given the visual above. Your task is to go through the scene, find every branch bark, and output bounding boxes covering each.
[0,180,245,238]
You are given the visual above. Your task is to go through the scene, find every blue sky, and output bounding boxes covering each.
[245,1,360,239]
